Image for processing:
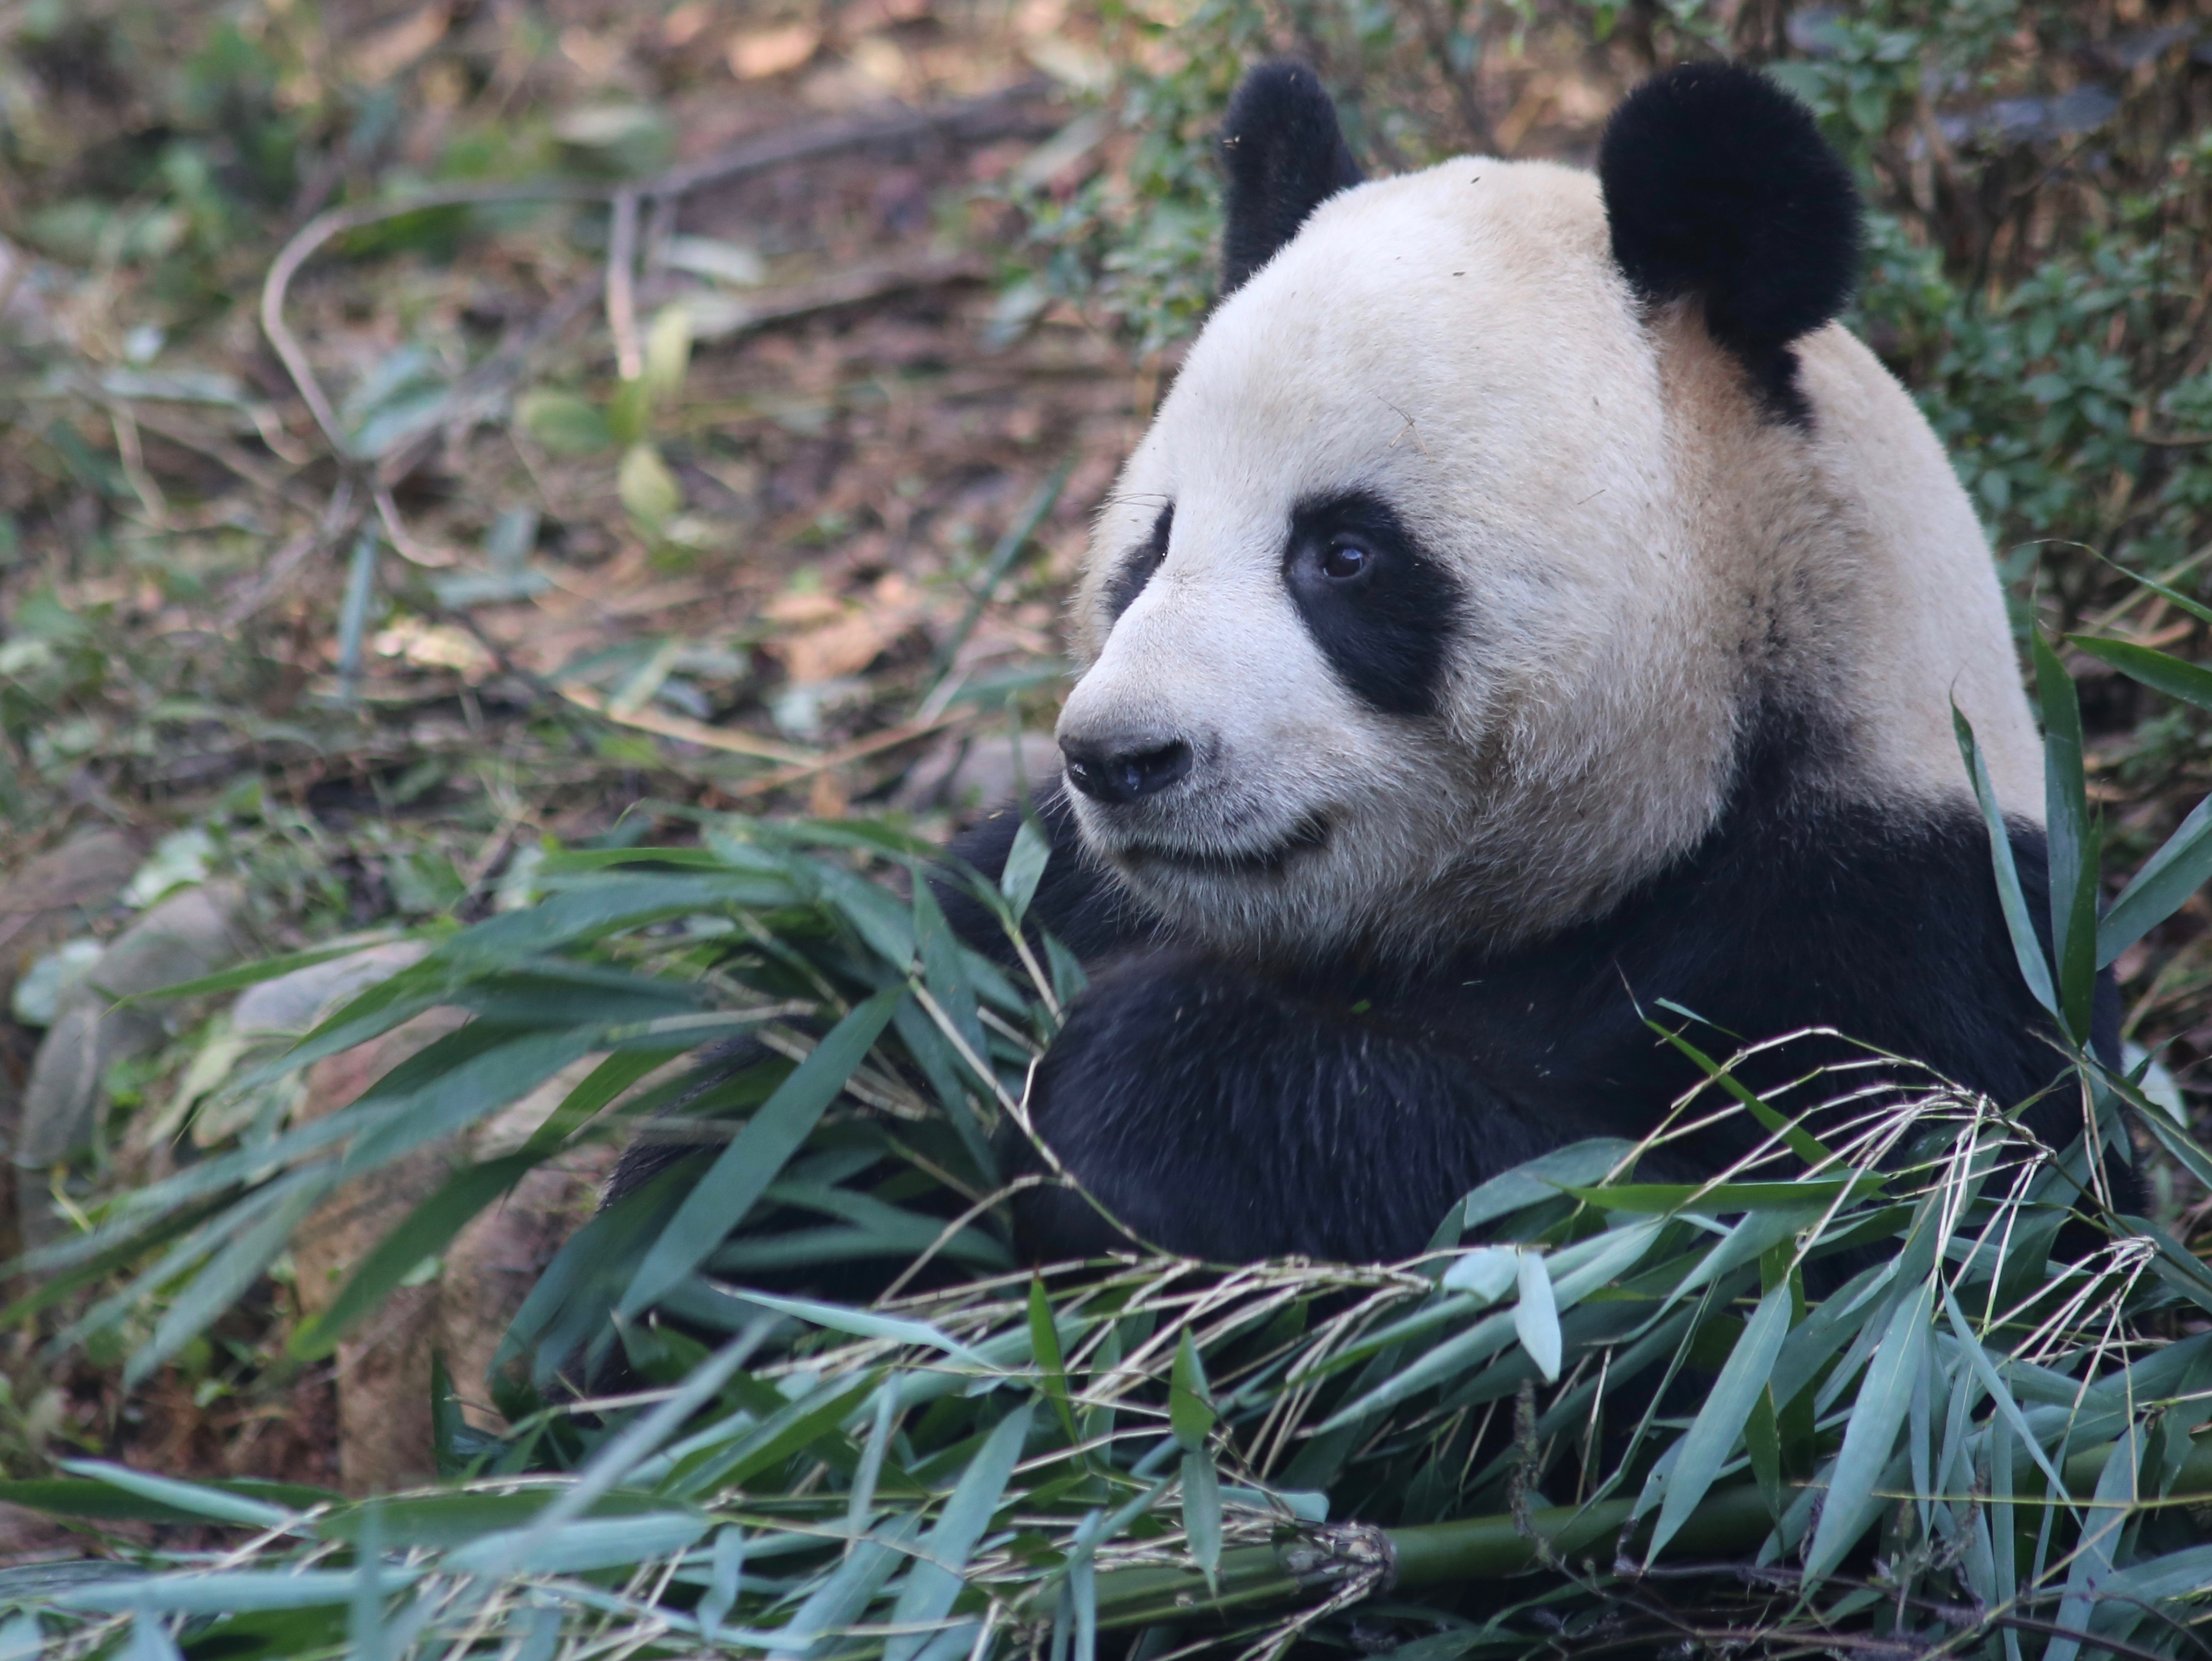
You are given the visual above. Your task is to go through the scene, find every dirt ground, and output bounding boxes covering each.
[4,1,2211,1511]
[0,0,1161,1498]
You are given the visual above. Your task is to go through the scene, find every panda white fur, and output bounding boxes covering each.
[936,60,2123,1265]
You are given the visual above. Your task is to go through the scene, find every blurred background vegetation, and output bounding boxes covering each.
[2,0,2212,1653]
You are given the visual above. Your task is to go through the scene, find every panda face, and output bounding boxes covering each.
[1047,62,2048,965]
[1056,161,1735,963]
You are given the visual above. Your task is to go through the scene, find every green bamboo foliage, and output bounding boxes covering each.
[6,628,2212,1657]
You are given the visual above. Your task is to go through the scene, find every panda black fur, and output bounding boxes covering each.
[929,61,2127,1266]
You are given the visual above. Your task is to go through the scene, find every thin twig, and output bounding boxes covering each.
[607,187,643,383]
[222,477,362,627]
[261,179,611,463]
[556,679,813,764]
[104,402,169,527]
[124,401,309,503]
[876,1175,1051,1304]
[370,477,453,567]
[0,237,28,327]
[723,709,972,800]
[648,79,1053,198]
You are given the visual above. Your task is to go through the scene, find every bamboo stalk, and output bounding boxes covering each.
[1084,1434,2212,1633]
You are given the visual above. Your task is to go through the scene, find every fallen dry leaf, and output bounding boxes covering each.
[373,619,495,676]
[780,608,910,683]
[761,589,847,627]
[662,2,713,47]
[349,4,450,86]
[730,23,822,80]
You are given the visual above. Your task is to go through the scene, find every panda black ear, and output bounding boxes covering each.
[1218,61,1365,297]
[1599,62,1860,422]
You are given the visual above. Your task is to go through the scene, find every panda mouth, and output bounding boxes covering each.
[1116,813,1331,877]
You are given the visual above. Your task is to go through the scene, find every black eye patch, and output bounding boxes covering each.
[1102,502,1173,622]
[1283,492,1461,717]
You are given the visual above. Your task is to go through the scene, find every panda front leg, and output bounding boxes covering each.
[1006,949,1560,1265]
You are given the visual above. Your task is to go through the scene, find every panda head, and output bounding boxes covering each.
[1056,62,2040,965]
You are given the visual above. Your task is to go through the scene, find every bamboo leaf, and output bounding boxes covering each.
[1644,1281,1793,1560]
[1069,1512,1100,1661]
[130,1608,183,1661]
[1461,1140,1637,1231]
[698,1526,746,1636]
[771,1515,920,1661]
[1553,1176,1881,1215]
[1001,814,1052,923]
[1030,1278,1080,1443]
[1805,1275,1935,1579]
[1170,1332,1216,1451]
[1439,1246,1518,1302]
[710,1289,994,1367]
[56,1461,297,1531]
[2089,555,2212,626]
[1953,705,2059,1017]
[56,1571,415,1615]
[884,1404,1034,1661]
[348,1502,385,1661]
[1937,1281,2069,1495]
[2099,791,2212,968]
[116,935,412,1005]
[1514,1251,1562,1383]
[501,1318,782,1558]
[2035,631,2099,1043]
[664,1372,879,1497]
[812,862,918,969]
[337,1024,602,1178]
[2045,1421,2140,1661]
[1181,1448,1222,1589]
[2071,634,2212,713]
[2095,1541,2212,1605]
[1645,1025,1835,1166]
[0,1475,332,1525]
[848,1390,897,1537]
[127,1174,331,1387]
[2103,1057,2212,1196]
[619,987,903,1316]
[1321,1222,1662,1429]
[446,1512,710,1577]
[913,880,986,1074]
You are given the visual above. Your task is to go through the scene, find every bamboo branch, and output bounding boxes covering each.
[1083,1433,2212,1633]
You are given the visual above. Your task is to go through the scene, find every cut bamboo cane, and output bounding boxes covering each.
[1084,1433,2212,1632]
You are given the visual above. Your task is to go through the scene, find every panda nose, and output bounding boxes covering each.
[1061,733,1193,804]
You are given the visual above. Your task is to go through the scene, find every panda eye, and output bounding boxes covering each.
[1104,503,1174,621]
[1320,539,1371,581]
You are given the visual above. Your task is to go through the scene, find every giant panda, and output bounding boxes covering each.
[932,58,2127,1267]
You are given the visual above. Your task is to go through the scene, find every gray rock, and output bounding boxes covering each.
[17,883,254,1169]
[0,826,141,1002]
[232,938,429,1038]
[9,939,104,1028]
